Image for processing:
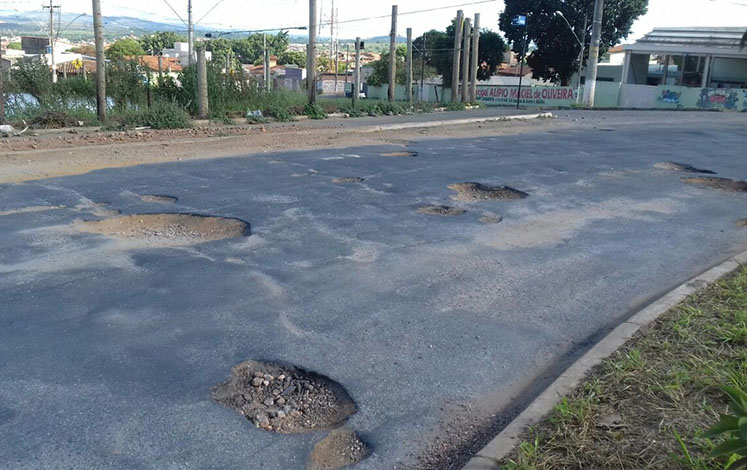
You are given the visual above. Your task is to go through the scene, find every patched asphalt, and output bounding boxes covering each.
[1,111,746,469]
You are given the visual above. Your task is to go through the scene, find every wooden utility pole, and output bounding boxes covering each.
[420,33,427,102]
[461,18,471,103]
[451,10,464,103]
[92,0,106,121]
[197,47,209,118]
[583,0,604,107]
[308,0,318,103]
[353,37,361,107]
[469,13,480,103]
[388,5,398,102]
[406,27,413,104]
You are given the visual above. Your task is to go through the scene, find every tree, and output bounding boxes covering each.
[106,38,145,60]
[365,45,407,86]
[139,31,186,55]
[278,50,306,67]
[499,0,648,85]
[230,32,289,64]
[8,42,22,50]
[413,21,507,87]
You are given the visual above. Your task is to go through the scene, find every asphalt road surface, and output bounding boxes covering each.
[1,111,746,469]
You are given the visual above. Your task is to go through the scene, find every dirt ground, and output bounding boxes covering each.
[0,117,564,184]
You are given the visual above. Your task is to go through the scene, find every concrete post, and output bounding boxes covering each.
[662,55,669,85]
[451,10,464,103]
[461,19,471,103]
[406,27,413,104]
[308,0,318,103]
[197,47,209,119]
[582,0,604,107]
[92,0,106,121]
[469,13,480,103]
[701,55,711,88]
[388,5,398,102]
[353,37,361,107]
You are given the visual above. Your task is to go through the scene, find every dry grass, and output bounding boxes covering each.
[500,267,747,470]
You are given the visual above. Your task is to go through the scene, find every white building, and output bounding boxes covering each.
[162,42,212,67]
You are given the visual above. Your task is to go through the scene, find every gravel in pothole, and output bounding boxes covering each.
[76,213,249,244]
[417,205,466,216]
[681,177,747,192]
[480,212,503,224]
[308,429,371,470]
[654,162,716,174]
[212,360,357,434]
[448,183,529,202]
[139,194,178,204]
[332,177,365,183]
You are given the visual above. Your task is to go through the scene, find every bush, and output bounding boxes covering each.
[109,102,191,130]
[247,115,268,124]
[304,102,327,120]
[446,102,467,111]
[266,105,295,122]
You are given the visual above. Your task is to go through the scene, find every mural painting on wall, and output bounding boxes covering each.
[697,88,739,110]
[658,89,682,107]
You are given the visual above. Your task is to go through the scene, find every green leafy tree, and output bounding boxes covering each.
[106,38,145,60]
[413,22,507,87]
[8,42,22,50]
[139,31,186,55]
[499,0,648,85]
[277,50,306,67]
[231,32,289,64]
[364,45,407,86]
[10,57,52,103]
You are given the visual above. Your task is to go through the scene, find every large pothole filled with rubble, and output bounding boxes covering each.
[76,213,250,244]
[654,162,716,174]
[309,429,371,470]
[417,205,466,217]
[449,183,529,202]
[212,360,357,434]
[681,177,747,192]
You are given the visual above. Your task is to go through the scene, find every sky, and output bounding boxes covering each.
[4,0,747,42]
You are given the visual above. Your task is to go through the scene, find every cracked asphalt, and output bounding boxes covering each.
[1,111,746,469]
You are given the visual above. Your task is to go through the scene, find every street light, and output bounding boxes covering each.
[554,11,587,103]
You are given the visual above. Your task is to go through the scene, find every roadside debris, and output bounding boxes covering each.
[448,183,529,202]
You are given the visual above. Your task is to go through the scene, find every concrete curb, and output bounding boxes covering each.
[463,249,747,470]
[359,112,555,133]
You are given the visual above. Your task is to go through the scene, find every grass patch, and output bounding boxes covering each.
[501,267,747,469]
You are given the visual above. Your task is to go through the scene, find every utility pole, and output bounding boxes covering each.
[263,33,270,92]
[187,0,194,66]
[576,14,587,104]
[516,26,528,109]
[157,53,163,82]
[583,0,604,107]
[406,27,413,104]
[197,47,209,118]
[461,18,471,104]
[388,5,398,102]
[0,39,4,124]
[419,33,427,102]
[469,13,480,103]
[308,0,318,103]
[92,0,106,121]
[353,37,360,107]
[43,0,60,83]
[450,10,463,103]
[344,43,350,88]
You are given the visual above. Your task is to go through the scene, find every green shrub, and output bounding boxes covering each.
[702,385,747,468]
[446,101,467,111]
[109,103,191,130]
[267,106,295,122]
[304,102,327,120]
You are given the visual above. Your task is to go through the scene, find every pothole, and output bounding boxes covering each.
[448,183,529,202]
[76,213,250,244]
[332,177,365,184]
[381,151,418,157]
[737,219,747,227]
[309,429,371,470]
[654,162,716,174]
[293,171,320,178]
[480,212,504,224]
[139,194,178,204]
[681,177,747,192]
[212,360,357,434]
[417,205,466,217]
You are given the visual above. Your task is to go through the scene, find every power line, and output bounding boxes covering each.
[321,0,497,28]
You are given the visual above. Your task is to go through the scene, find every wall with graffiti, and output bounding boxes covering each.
[653,85,746,111]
